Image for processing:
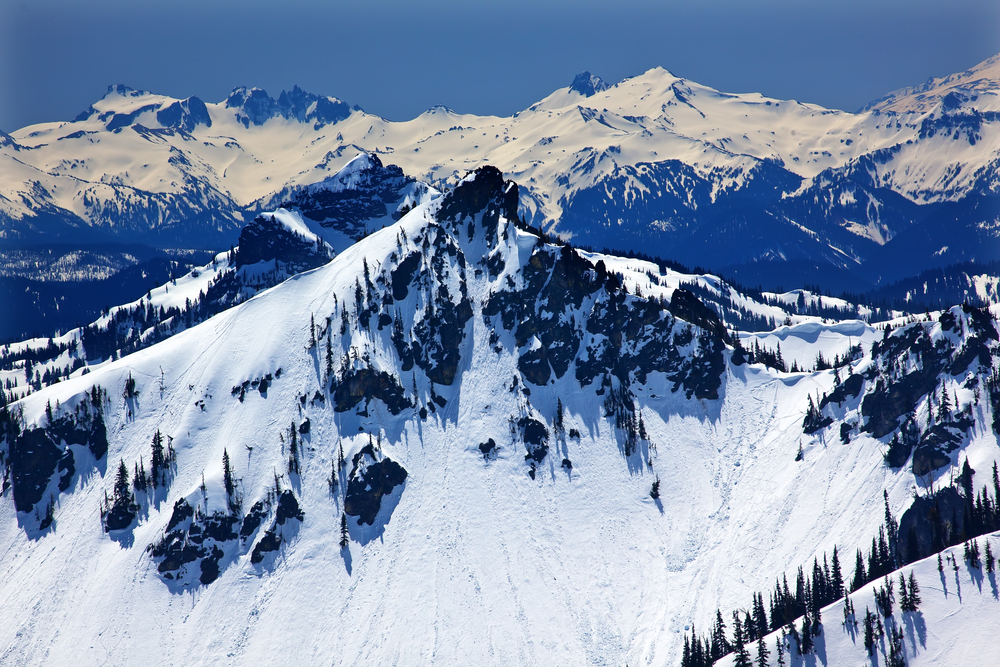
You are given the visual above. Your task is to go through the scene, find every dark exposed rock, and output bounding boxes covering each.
[9,429,61,514]
[519,417,549,463]
[391,252,422,301]
[281,154,416,240]
[332,368,411,415]
[103,501,138,531]
[344,444,407,526]
[235,214,333,272]
[9,406,108,516]
[862,326,949,438]
[57,448,75,492]
[199,545,224,585]
[898,486,967,562]
[240,500,267,538]
[668,288,731,345]
[437,166,520,243]
[166,498,195,532]
[911,424,964,476]
[820,374,864,408]
[250,530,281,564]
[151,498,242,583]
[479,438,497,460]
[275,490,304,525]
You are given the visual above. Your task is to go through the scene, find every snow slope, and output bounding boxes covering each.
[0,169,997,666]
[715,534,1000,667]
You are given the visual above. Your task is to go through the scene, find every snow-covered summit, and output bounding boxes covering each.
[863,52,1000,114]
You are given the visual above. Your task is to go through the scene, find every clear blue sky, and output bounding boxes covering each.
[2,0,998,131]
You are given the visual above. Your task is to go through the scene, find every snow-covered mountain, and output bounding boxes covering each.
[0,168,997,665]
[3,55,999,291]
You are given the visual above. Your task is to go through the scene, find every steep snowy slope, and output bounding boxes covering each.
[0,168,997,666]
[3,56,998,291]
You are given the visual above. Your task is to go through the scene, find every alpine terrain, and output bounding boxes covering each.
[0,162,999,666]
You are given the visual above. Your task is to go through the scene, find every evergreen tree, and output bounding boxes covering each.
[888,626,906,667]
[852,549,867,591]
[907,571,921,611]
[114,459,130,506]
[325,329,334,383]
[555,398,565,434]
[755,636,769,667]
[339,512,349,548]
[863,608,876,656]
[938,381,951,422]
[309,313,317,349]
[223,448,238,512]
[831,546,844,598]
[732,612,751,667]
[150,429,165,488]
[288,422,300,474]
[711,609,729,660]
[884,490,899,569]
[775,636,785,667]
[898,572,910,612]
[753,592,769,639]
[800,614,813,654]
[986,540,996,573]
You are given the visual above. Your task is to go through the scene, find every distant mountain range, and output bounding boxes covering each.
[2,56,999,297]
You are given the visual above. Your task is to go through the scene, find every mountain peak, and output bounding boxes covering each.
[862,52,1000,114]
[103,84,150,99]
[569,72,609,97]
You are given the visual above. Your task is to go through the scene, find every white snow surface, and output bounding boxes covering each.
[0,199,997,666]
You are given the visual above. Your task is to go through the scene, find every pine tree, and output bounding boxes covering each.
[650,477,660,500]
[732,612,751,667]
[755,636,769,667]
[325,329,334,384]
[775,636,785,667]
[800,614,813,654]
[937,553,944,573]
[223,448,238,512]
[888,626,906,667]
[114,459,130,506]
[831,546,844,598]
[150,429,165,488]
[711,609,728,660]
[986,540,996,573]
[938,381,951,422]
[339,512,349,548]
[863,608,876,656]
[555,398,565,434]
[309,313,317,349]
[852,549,867,591]
[288,421,300,474]
[884,490,899,569]
[898,571,910,612]
[907,571,921,610]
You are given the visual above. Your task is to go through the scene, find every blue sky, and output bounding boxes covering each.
[2,0,998,131]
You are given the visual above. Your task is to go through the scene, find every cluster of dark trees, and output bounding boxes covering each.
[680,484,957,666]
[100,429,176,531]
